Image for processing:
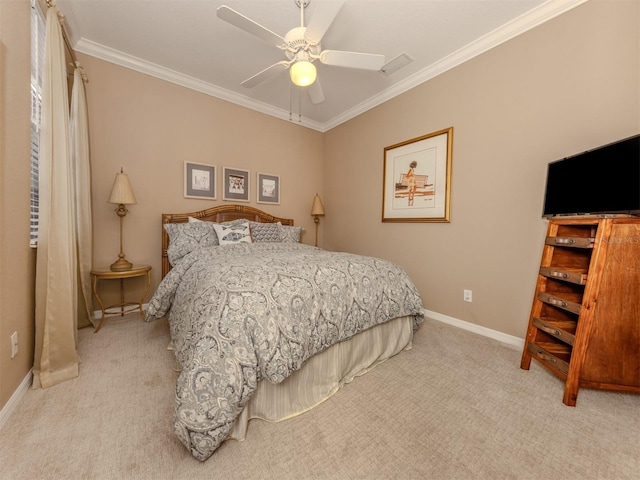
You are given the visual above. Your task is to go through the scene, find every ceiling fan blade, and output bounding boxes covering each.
[308,77,325,105]
[304,1,344,45]
[217,5,284,48]
[241,61,290,88]
[319,50,385,71]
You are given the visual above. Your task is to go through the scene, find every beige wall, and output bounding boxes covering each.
[324,0,639,338]
[0,0,37,410]
[79,55,325,306]
[1,0,638,412]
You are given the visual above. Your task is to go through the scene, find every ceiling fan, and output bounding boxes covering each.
[217,0,385,105]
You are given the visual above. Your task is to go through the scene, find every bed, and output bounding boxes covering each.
[145,204,424,461]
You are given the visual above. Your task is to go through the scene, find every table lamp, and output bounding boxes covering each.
[311,193,325,247]
[108,168,137,271]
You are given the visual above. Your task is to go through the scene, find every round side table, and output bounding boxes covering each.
[90,264,152,333]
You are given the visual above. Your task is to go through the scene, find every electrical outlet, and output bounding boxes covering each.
[11,332,18,358]
[463,290,473,302]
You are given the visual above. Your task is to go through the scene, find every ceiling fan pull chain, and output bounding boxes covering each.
[289,86,293,122]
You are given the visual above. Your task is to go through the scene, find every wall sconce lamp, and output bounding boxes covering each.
[108,168,137,271]
[310,193,325,247]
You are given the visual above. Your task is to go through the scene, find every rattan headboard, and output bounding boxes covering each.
[161,204,294,278]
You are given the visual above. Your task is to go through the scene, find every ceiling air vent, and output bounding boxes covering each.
[380,53,413,76]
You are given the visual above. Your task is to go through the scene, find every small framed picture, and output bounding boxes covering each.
[223,167,250,202]
[256,172,280,204]
[184,162,216,199]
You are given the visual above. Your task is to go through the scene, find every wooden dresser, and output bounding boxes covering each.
[520,216,640,406]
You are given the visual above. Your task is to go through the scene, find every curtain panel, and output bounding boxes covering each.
[70,68,94,329]
[33,5,93,388]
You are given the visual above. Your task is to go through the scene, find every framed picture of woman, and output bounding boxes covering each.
[382,127,453,222]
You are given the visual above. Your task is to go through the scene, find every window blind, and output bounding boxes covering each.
[30,0,45,247]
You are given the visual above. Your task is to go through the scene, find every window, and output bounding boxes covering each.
[30,0,45,247]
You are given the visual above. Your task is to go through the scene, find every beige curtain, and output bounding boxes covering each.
[33,5,88,388]
[70,67,94,328]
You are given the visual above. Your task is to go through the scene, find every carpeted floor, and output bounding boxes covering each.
[0,314,638,480]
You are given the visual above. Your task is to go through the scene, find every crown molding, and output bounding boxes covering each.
[74,38,326,132]
[74,0,588,133]
[322,0,589,131]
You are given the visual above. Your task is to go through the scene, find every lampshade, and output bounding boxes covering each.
[290,61,317,87]
[109,168,137,205]
[311,194,325,216]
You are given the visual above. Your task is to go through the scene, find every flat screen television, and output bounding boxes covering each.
[542,134,640,217]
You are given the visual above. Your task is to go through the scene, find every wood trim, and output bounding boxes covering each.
[161,204,294,278]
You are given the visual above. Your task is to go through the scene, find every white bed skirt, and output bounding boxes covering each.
[228,315,415,441]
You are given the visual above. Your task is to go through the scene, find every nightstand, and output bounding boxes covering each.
[90,264,152,333]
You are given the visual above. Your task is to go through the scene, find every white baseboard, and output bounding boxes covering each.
[0,370,32,431]
[424,309,525,350]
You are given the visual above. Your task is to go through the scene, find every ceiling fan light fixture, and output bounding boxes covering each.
[290,60,317,86]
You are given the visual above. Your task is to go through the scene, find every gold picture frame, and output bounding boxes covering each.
[382,127,453,222]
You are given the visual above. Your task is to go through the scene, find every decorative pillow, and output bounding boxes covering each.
[164,222,219,266]
[280,225,304,243]
[249,221,283,243]
[212,222,253,245]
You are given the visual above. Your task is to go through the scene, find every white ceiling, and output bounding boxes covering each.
[55,0,587,132]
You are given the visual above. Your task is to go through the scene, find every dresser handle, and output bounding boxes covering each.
[539,323,562,338]
[548,296,568,308]
[555,238,576,245]
[551,271,569,279]
[536,349,557,364]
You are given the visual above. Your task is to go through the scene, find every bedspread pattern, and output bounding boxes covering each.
[146,243,423,460]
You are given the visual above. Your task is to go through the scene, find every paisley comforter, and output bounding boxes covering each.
[145,242,423,461]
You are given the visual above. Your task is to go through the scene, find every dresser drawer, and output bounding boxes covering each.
[537,292,582,315]
[545,236,594,248]
[532,317,576,346]
[539,267,587,285]
[527,341,570,375]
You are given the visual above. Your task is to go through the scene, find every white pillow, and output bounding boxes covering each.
[212,222,252,245]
